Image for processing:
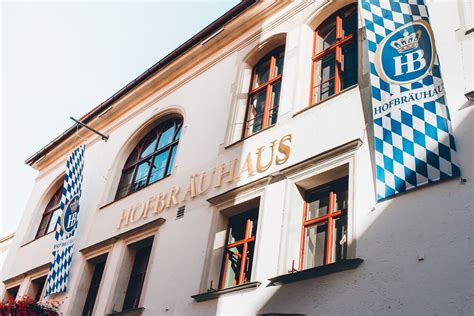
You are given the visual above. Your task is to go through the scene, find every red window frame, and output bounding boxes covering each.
[243,46,285,138]
[36,186,62,238]
[219,209,258,289]
[309,4,357,105]
[298,177,348,271]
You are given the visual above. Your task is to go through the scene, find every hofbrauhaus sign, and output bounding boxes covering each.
[117,134,292,229]
[361,0,460,201]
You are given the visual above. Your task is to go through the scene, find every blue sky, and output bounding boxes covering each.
[0,0,239,236]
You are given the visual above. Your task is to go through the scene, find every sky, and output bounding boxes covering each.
[0,0,239,236]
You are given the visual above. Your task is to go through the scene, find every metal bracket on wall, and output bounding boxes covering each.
[70,117,110,141]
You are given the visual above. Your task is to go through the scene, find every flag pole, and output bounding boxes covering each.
[70,117,109,141]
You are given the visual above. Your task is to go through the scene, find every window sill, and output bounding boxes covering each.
[107,307,145,316]
[99,174,172,210]
[268,258,363,286]
[191,281,261,302]
[21,231,55,248]
[293,84,359,118]
[224,124,276,150]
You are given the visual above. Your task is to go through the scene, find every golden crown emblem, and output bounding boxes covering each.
[390,29,421,53]
[70,199,79,212]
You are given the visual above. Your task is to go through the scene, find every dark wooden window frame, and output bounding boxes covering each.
[116,117,183,200]
[122,239,153,311]
[36,186,63,239]
[5,285,20,300]
[243,46,285,138]
[32,275,47,301]
[309,4,357,105]
[219,210,258,290]
[82,256,107,316]
[298,177,349,271]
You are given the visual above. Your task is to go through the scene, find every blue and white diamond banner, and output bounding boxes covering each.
[45,145,85,296]
[361,0,460,201]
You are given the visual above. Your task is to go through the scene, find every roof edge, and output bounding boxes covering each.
[25,0,257,166]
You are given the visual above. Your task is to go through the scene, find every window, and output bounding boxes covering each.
[244,46,285,137]
[122,238,153,311]
[82,255,107,316]
[31,276,47,301]
[299,177,348,270]
[219,209,258,289]
[310,4,358,104]
[116,117,182,199]
[5,285,20,300]
[36,186,62,238]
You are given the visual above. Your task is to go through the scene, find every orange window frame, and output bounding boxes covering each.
[219,213,257,289]
[298,178,348,271]
[243,48,284,138]
[309,7,356,106]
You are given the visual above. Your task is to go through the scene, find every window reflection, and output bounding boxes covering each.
[116,117,183,199]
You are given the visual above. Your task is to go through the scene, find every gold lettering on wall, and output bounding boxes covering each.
[182,176,197,201]
[154,192,166,214]
[256,140,277,173]
[215,159,238,187]
[239,152,255,179]
[198,169,215,195]
[166,186,180,208]
[276,134,292,165]
[117,133,292,229]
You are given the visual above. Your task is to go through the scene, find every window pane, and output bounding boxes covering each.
[332,215,348,263]
[304,222,327,269]
[37,215,50,238]
[47,208,61,234]
[149,150,169,184]
[33,276,46,301]
[222,245,243,289]
[227,210,258,244]
[140,132,157,158]
[306,189,329,220]
[341,40,358,90]
[228,217,247,244]
[268,81,281,126]
[253,58,270,89]
[116,169,134,199]
[313,53,335,103]
[335,183,349,211]
[316,18,336,53]
[123,245,151,311]
[82,260,106,316]
[158,124,175,149]
[132,160,151,192]
[46,187,62,211]
[247,90,267,135]
[117,118,183,199]
[244,242,255,283]
[174,124,182,140]
[342,6,357,38]
[275,48,285,76]
[6,286,19,300]
[125,147,140,167]
[166,145,177,176]
[123,274,144,310]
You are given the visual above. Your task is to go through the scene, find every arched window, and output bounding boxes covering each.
[36,186,62,238]
[310,4,358,104]
[244,46,285,137]
[116,117,183,199]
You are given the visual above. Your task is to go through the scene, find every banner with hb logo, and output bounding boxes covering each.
[45,145,85,296]
[361,0,460,201]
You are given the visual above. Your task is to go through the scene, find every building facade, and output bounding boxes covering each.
[2,1,473,315]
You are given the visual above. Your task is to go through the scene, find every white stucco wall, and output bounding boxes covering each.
[2,1,472,315]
